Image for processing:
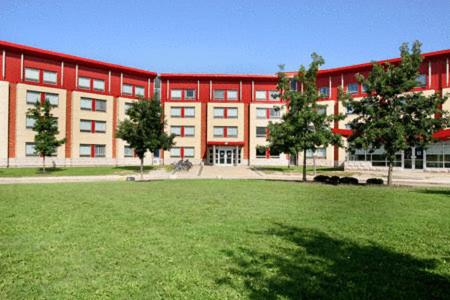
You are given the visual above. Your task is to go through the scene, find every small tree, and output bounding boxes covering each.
[27,99,65,173]
[268,55,343,181]
[116,97,174,180]
[344,41,449,185]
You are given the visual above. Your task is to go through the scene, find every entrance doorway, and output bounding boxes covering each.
[208,146,242,166]
[404,147,424,169]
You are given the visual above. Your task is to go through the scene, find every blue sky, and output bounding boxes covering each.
[0,0,448,74]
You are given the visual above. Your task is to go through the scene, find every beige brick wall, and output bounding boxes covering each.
[443,88,450,116]
[71,91,114,158]
[207,103,245,142]
[15,83,67,159]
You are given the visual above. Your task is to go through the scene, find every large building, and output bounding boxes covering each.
[0,41,449,170]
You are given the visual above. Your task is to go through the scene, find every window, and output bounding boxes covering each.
[362,83,369,93]
[185,89,196,100]
[135,86,145,97]
[124,146,133,157]
[227,108,238,118]
[78,77,90,89]
[214,90,225,100]
[319,87,329,98]
[416,74,426,87]
[184,107,195,117]
[184,147,194,158]
[122,84,133,95]
[306,147,326,158]
[170,147,181,157]
[290,79,298,91]
[25,142,37,156]
[227,127,238,137]
[26,91,41,104]
[227,90,238,100]
[80,120,92,132]
[171,89,182,99]
[45,93,59,106]
[269,90,279,100]
[214,108,225,118]
[347,83,358,94]
[95,121,106,133]
[269,147,280,158]
[184,126,195,137]
[214,127,224,137]
[95,99,107,112]
[256,108,267,119]
[24,68,40,82]
[125,102,133,113]
[26,116,35,129]
[93,79,105,91]
[170,107,182,117]
[79,144,91,157]
[170,126,182,136]
[94,145,106,157]
[270,108,281,119]
[255,90,267,100]
[43,71,57,84]
[256,127,266,137]
[256,146,266,158]
[346,103,354,115]
[80,98,92,110]
[317,105,327,116]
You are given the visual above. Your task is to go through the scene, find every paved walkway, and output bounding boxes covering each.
[0,166,449,187]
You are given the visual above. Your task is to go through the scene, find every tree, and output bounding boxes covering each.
[116,97,175,180]
[343,41,449,185]
[27,99,65,173]
[268,55,343,181]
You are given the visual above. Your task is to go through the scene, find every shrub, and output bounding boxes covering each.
[313,175,330,183]
[340,176,359,185]
[329,176,340,185]
[366,178,384,185]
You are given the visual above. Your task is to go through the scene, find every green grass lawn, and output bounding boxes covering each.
[253,165,356,176]
[0,165,164,177]
[1,180,449,299]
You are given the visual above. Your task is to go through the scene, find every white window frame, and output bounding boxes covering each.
[170,147,181,157]
[184,89,196,100]
[43,70,57,84]
[93,79,105,91]
[213,107,225,118]
[25,142,37,156]
[170,89,182,100]
[135,86,145,97]
[255,90,267,100]
[213,89,225,100]
[26,116,35,129]
[94,121,106,133]
[79,144,91,157]
[94,144,106,157]
[184,126,195,137]
[78,77,90,89]
[184,147,194,158]
[170,126,182,136]
[24,68,40,82]
[256,127,266,138]
[80,98,93,110]
[184,107,195,118]
[227,90,238,100]
[122,84,133,95]
[80,120,92,132]
[45,93,59,106]
[347,83,358,94]
[227,107,238,118]
[227,126,238,137]
[213,126,225,137]
[26,91,41,105]
[256,108,267,119]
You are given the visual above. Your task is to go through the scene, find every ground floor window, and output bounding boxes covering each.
[426,142,450,168]
[124,145,133,157]
[306,147,326,159]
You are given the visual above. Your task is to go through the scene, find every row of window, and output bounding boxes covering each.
[81,97,107,112]
[26,90,59,106]
[169,89,280,101]
[256,107,281,119]
[170,147,195,158]
[170,126,195,137]
[25,68,57,85]
[80,120,106,133]
[213,107,238,118]
[213,126,238,138]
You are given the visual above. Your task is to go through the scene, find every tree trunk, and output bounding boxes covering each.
[387,161,393,186]
[302,149,307,182]
[42,155,46,173]
[140,157,144,180]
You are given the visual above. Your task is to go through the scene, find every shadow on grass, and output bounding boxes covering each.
[113,166,157,172]
[254,166,344,173]
[414,189,450,197]
[217,224,450,299]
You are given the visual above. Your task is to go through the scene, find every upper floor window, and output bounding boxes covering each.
[269,108,281,119]
[347,83,358,94]
[212,126,238,138]
[78,77,90,89]
[122,84,133,95]
[78,77,105,92]
[227,127,238,137]
[214,90,225,100]
[227,107,238,118]
[319,87,329,98]
[213,107,238,119]
[184,126,195,137]
[214,107,225,118]
[80,120,106,133]
[43,71,57,84]
[24,68,40,82]
[124,145,134,157]
[184,107,195,117]
[80,97,106,112]
[170,107,182,117]
[123,84,145,97]
[213,126,225,137]
[135,86,145,97]
[227,90,238,100]
[185,89,196,100]
[256,108,267,119]
[346,103,355,115]
[25,142,37,156]
[26,91,58,106]
[125,102,134,113]
[170,126,182,136]
[45,93,59,106]
[93,79,105,91]
[317,105,327,116]
[255,90,267,100]
[170,89,182,100]
[26,116,36,129]
[290,79,298,91]
[170,107,195,118]
[256,127,267,138]
[26,91,41,105]
[416,74,427,87]
[269,90,280,100]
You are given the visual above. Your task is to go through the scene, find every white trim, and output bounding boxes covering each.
[341,74,344,88]
[2,50,5,79]
[446,58,449,86]
[301,83,304,94]
[251,80,254,101]
[75,64,78,88]
[20,53,24,80]
[428,61,432,87]
[328,76,332,95]
[197,80,200,100]
[239,80,242,100]
[120,73,124,95]
[108,71,112,93]
[148,78,151,98]
[60,61,64,86]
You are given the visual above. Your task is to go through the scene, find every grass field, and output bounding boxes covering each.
[253,165,356,176]
[1,180,449,299]
[0,166,164,177]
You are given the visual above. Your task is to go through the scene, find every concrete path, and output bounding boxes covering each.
[0,165,449,188]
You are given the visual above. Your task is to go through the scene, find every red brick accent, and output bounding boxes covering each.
[65,90,72,158]
[243,104,249,160]
[7,83,16,158]
[112,97,117,158]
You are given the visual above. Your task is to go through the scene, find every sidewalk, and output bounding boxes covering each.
[0,166,449,187]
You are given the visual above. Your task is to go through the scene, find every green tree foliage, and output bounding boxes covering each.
[268,54,343,181]
[27,99,66,173]
[343,41,449,185]
[116,97,175,179]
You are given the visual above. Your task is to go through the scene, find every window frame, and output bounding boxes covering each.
[347,83,359,94]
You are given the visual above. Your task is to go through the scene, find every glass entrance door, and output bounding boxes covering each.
[404,147,423,169]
